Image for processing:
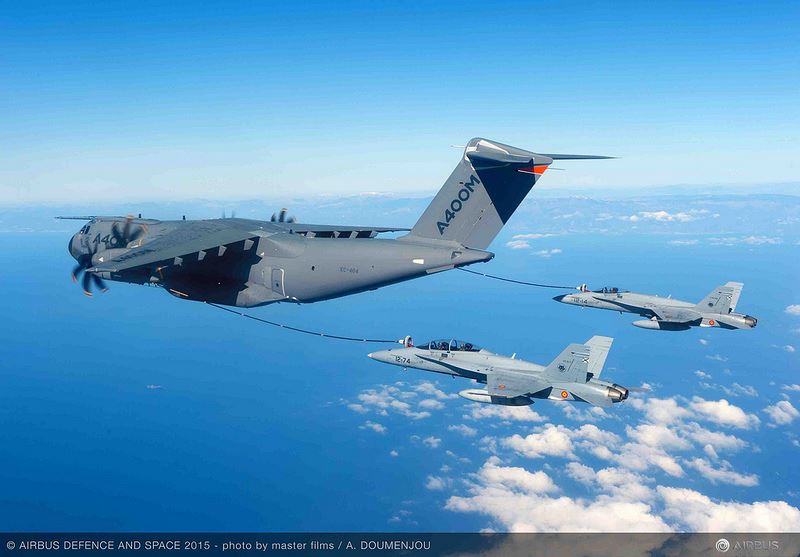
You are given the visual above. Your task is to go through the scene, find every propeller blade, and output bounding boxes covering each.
[91,274,108,293]
[71,264,84,283]
[286,216,296,224]
[82,273,93,297]
[279,208,288,222]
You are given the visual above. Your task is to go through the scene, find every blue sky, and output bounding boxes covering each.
[2,0,799,204]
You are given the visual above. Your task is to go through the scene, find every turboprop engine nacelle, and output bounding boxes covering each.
[458,388,533,407]
[632,319,691,331]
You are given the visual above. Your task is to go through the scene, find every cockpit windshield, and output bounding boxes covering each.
[593,286,623,294]
[417,339,481,352]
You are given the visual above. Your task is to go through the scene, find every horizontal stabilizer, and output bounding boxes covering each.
[538,154,615,160]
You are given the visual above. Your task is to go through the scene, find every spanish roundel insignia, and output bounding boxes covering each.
[498,384,506,390]
[708,319,716,326]
[561,390,569,399]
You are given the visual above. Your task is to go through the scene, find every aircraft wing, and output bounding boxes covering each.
[596,297,698,324]
[487,368,552,398]
[272,223,409,238]
[89,221,262,273]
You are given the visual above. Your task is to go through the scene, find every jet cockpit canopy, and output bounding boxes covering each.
[593,286,627,294]
[418,339,482,352]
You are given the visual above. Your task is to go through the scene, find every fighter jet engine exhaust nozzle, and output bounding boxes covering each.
[744,315,758,328]
[607,384,629,403]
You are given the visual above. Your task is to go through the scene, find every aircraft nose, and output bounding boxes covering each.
[367,350,392,363]
[552,294,566,302]
[68,233,82,260]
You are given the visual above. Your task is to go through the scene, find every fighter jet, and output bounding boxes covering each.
[62,138,609,307]
[368,336,629,408]
[553,283,757,331]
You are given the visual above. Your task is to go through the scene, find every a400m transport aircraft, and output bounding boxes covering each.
[368,336,629,408]
[554,282,757,331]
[62,138,609,307]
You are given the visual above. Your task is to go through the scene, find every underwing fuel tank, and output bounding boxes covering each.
[632,319,691,331]
[458,388,533,406]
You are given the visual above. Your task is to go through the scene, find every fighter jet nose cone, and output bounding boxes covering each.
[367,352,375,359]
[552,294,566,302]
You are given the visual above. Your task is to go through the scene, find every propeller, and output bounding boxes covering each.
[71,242,108,297]
[111,216,146,248]
[271,208,297,224]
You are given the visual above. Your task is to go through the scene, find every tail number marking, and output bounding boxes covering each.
[436,175,480,235]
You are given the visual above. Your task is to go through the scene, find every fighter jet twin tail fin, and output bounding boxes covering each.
[543,336,614,382]
[694,282,743,314]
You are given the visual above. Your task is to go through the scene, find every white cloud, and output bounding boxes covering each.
[658,487,800,531]
[506,239,531,249]
[533,248,562,258]
[784,345,796,353]
[705,354,728,362]
[506,233,556,250]
[354,384,432,419]
[359,420,386,434]
[669,239,699,245]
[622,210,698,223]
[478,456,558,494]
[626,423,692,451]
[418,398,445,410]
[425,475,449,491]
[422,436,442,449]
[698,339,709,346]
[786,305,800,316]
[683,423,748,453]
[560,404,608,422]
[782,384,800,392]
[685,458,759,487]
[448,424,478,437]
[720,383,758,398]
[445,459,670,532]
[444,457,800,532]
[629,397,691,425]
[512,233,555,240]
[464,404,546,423]
[389,449,399,457]
[502,424,575,459]
[694,370,711,380]
[764,400,800,426]
[688,397,760,429]
[413,381,455,400]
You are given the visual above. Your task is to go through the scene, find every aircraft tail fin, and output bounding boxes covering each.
[585,336,614,377]
[406,138,611,249]
[543,336,614,382]
[696,282,743,314]
[543,343,591,383]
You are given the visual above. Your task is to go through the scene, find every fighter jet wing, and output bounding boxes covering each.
[487,368,552,398]
[89,221,262,273]
[591,296,657,317]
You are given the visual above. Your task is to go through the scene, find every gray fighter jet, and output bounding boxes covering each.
[368,336,628,407]
[553,283,757,331]
[63,138,609,307]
